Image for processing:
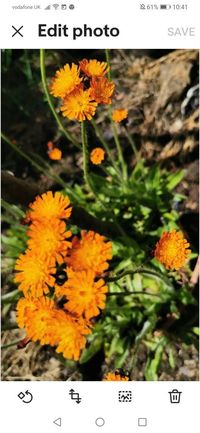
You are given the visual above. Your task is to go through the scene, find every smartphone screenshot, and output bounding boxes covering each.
[0,1,199,432]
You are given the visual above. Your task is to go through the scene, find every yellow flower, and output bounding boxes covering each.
[90,147,105,165]
[16,296,57,345]
[65,230,112,275]
[27,220,71,264]
[154,230,191,270]
[48,147,62,160]
[14,251,56,297]
[79,59,109,77]
[56,268,108,320]
[103,372,129,381]
[61,87,97,121]
[28,191,72,223]
[50,63,82,98]
[53,310,91,361]
[90,77,115,104]
[112,109,128,123]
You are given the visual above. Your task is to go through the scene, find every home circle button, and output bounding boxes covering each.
[95,417,105,427]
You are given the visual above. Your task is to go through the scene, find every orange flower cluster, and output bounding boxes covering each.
[103,372,129,381]
[50,59,115,122]
[15,191,112,360]
[154,230,191,270]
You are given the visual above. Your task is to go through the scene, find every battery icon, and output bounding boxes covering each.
[160,4,167,8]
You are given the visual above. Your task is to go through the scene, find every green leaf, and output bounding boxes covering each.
[192,327,200,336]
[135,320,154,344]
[166,170,185,190]
[168,347,175,369]
[178,287,197,305]
[145,337,167,380]
[79,336,103,364]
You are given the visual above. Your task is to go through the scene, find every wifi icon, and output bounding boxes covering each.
[52,4,59,9]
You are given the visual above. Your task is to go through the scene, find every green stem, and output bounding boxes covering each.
[40,49,80,149]
[91,119,121,178]
[111,119,127,180]
[2,132,45,173]
[1,132,78,201]
[81,122,106,206]
[108,291,161,298]
[1,339,22,350]
[105,49,111,81]
[81,121,95,195]
[81,122,131,242]
[124,127,138,161]
[105,49,127,180]
[107,268,173,287]
[1,324,19,331]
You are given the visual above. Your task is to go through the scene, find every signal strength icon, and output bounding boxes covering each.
[52,4,59,9]
[45,4,51,9]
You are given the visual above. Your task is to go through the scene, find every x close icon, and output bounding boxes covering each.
[12,26,23,37]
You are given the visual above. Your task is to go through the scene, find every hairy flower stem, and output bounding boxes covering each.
[1,132,79,201]
[2,132,47,173]
[105,49,112,81]
[124,127,139,161]
[107,268,173,288]
[1,339,23,350]
[81,121,108,208]
[107,291,161,298]
[111,120,128,180]
[91,119,121,178]
[81,122,97,195]
[81,122,132,243]
[40,49,80,149]
[105,49,127,181]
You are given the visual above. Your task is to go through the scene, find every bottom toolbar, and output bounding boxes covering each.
[0,381,199,433]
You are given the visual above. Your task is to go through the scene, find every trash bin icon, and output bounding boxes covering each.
[168,389,182,403]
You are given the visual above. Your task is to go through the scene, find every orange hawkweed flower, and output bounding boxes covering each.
[27,220,71,264]
[16,296,91,360]
[28,191,72,223]
[90,147,105,165]
[53,310,91,361]
[61,87,97,122]
[90,77,115,104]
[56,268,108,320]
[50,63,82,98]
[14,251,56,297]
[16,296,39,328]
[112,109,128,123]
[79,59,109,77]
[65,230,112,275]
[103,372,129,381]
[154,230,191,270]
[16,296,57,345]
[48,148,62,161]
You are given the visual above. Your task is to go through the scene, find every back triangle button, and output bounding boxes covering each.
[53,417,62,427]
